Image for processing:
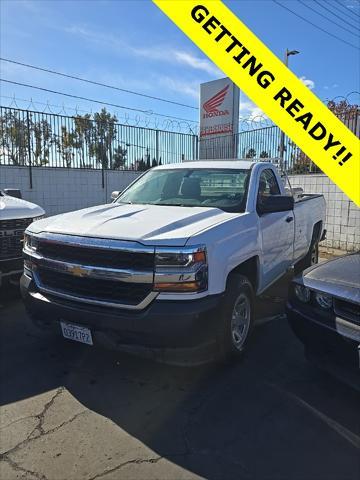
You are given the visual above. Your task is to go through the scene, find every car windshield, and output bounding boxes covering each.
[116,168,250,213]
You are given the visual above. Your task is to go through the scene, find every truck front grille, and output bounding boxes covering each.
[334,299,360,326]
[27,233,156,309]
[0,218,33,260]
[37,241,154,271]
[36,267,152,306]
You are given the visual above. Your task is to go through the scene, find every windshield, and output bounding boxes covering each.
[116,168,250,212]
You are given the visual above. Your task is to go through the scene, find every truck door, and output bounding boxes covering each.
[257,168,294,290]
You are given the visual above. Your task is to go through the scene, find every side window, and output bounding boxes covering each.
[257,169,280,208]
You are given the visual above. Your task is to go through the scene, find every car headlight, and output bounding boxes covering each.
[315,292,332,309]
[154,246,208,292]
[24,233,38,252]
[294,284,311,303]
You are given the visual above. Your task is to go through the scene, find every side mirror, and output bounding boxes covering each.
[3,188,22,199]
[257,195,294,214]
[111,191,121,201]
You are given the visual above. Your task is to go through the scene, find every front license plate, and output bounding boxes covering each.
[60,321,93,345]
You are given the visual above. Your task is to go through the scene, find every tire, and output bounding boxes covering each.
[295,232,319,274]
[217,274,254,361]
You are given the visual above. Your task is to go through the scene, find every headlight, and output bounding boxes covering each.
[24,233,38,252]
[315,292,332,309]
[155,248,206,268]
[154,246,207,293]
[294,284,311,303]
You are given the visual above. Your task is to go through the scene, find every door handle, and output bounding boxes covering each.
[286,216,294,223]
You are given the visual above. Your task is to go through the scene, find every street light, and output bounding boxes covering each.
[285,49,300,66]
[279,49,300,171]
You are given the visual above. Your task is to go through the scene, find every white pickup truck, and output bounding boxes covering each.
[0,190,44,287]
[21,161,326,364]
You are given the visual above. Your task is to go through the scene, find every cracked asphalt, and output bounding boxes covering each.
[0,278,359,480]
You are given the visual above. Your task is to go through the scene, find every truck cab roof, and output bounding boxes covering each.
[153,160,258,170]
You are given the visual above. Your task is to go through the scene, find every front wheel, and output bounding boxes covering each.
[217,274,254,361]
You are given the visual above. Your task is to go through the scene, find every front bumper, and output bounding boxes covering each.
[286,301,360,388]
[21,274,224,365]
[0,257,23,286]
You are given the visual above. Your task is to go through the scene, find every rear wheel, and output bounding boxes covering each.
[218,274,254,361]
[295,230,320,274]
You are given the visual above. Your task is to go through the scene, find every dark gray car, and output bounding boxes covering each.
[286,253,360,390]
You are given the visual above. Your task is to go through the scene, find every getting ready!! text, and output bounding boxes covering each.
[191,4,353,167]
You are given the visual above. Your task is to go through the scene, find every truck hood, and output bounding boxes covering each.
[28,203,236,246]
[301,253,360,304]
[0,194,45,221]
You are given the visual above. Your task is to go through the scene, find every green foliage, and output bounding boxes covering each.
[112,145,127,169]
[245,148,256,158]
[0,111,29,165]
[0,107,127,168]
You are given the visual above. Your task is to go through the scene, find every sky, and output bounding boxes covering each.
[0,0,359,132]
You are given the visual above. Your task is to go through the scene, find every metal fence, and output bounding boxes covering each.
[200,126,297,168]
[1,104,358,174]
[0,106,198,170]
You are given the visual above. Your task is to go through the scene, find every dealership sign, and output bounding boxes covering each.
[200,77,239,138]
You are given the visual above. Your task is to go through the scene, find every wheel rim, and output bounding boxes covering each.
[310,244,318,265]
[231,293,251,350]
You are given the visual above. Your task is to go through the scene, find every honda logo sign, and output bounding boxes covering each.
[203,85,230,117]
[199,78,239,158]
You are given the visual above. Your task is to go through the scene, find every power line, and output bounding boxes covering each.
[312,0,360,32]
[273,1,360,49]
[324,1,360,27]
[334,0,360,19]
[0,78,199,124]
[0,57,198,111]
[298,0,359,37]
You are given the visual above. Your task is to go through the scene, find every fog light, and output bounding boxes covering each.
[315,292,332,309]
[294,284,310,303]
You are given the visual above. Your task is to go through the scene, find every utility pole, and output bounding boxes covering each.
[279,49,300,171]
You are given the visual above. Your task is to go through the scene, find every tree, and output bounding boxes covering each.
[89,108,117,169]
[290,99,359,173]
[260,150,269,158]
[57,126,76,167]
[32,119,54,166]
[137,158,147,171]
[73,114,93,167]
[245,148,256,158]
[0,111,29,165]
[112,145,127,169]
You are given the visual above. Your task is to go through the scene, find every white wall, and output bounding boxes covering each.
[289,174,360,252]
[0,166,140,216]
[1,166,358,252]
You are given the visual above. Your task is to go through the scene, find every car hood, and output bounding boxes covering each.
[300,253,360,304]
[28,203,237,246]
[0,194,45,221]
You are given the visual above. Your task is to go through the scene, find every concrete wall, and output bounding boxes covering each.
[1,166,358,252]
[289,174,359,253]
[0,166,140,217]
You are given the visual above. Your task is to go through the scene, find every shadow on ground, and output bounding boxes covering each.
[1,278,359,479]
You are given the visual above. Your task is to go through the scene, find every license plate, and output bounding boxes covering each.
[60,321,93,345]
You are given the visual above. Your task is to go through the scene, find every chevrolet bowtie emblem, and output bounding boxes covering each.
[68,265,89,277]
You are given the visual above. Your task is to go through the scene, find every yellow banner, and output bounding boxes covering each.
[153,0,360,206]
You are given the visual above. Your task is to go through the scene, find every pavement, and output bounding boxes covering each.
[0,274,359,480]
